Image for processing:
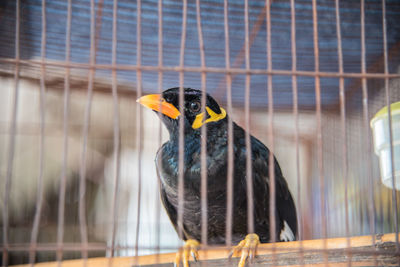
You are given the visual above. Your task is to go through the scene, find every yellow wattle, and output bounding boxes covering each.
[192,107,226,129]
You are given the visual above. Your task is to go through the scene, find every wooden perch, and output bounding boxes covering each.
[13,233,400,267]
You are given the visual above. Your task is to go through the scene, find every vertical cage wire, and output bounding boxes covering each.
[195,0,209,249]
[311,0,328,265]
[265,0,278,265]
[77,0,97,260]
[266,0,276,245]
[155,0,164,259]
[28,0,47,264]
[2,0,20,265]
[265,0,277,264]
[382,0,400,253]
[223,0,234,249]
[56,0,72,263]
[109,0,121,259]
[290,0,304,264]
[134,0,143,261]
[360,0,377,260]
[244,0,255,237]
[334,0,352,266]
[177,0,188,247]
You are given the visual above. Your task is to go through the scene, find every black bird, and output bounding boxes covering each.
[137,88,297,267]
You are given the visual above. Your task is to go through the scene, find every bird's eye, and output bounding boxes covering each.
[164,96,171,102]
[190,101,201,113]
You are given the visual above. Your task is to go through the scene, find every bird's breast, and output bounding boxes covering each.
[156,139,229,193]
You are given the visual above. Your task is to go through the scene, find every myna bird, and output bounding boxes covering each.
[137,88,297,267]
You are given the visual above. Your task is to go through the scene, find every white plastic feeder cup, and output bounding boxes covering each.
[370,101,400,190]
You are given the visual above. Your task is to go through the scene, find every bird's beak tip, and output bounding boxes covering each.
[136,94,180,119]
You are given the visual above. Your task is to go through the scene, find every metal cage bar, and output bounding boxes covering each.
[28,0,47,264]
[244,0,255,237]
[290,0,305,265]
[177,0,188,253]
[134,0,143,262]
[311,0,328,266]
[360,0,377,260]
[109,0,121,259]
[56,0,72,263]
[334,1,352,266]
[2,0,20,265]
[223,0,234,249]
[77,0,98,260]
[195,0,209,250]
[155,0,164,259]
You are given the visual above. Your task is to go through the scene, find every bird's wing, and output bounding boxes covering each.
[155,145,187,241]
[275,174,298,241]
[251,136,298,241]
[158,183,189,241]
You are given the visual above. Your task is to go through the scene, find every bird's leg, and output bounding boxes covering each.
[174,239,200,267]
[229,233,260,267]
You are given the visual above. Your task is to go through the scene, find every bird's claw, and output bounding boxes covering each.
[174,239,200,267]
[229,233,260,267]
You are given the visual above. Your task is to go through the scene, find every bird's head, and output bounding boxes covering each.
[137,87,226,135]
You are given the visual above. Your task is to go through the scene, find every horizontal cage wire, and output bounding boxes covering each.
[0,0,399,267]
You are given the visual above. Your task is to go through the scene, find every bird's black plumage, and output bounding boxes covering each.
[146,87,297,245]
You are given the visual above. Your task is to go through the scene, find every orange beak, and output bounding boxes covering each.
[136,94,180,119]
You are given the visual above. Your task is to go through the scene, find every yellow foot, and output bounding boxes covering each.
[174,239,200,267]
[229,233,260,267]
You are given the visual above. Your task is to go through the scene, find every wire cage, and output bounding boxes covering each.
[0,0,399,266]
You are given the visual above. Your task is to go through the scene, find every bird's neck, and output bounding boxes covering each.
[159,121,229,195]
[165,120,229,167]
[167,129,201,157]
[168,125,201,143]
